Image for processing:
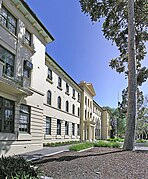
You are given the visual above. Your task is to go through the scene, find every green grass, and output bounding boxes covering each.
[69,142,94,151]
[44,140,81,147]
[69,140,121,151]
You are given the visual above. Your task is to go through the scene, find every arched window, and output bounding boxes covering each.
[72,104,75,115]
[66,100,69,112]
[57,96,61,109]
[47,90,51,105]
[78,107,80,116]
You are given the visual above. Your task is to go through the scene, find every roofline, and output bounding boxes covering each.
[20,0,54,42]
[45,52,82,92]
[93,100,103,110]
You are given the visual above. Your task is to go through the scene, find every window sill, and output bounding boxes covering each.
[71,135,76,139]
[44,134,52,139]
[65,91,70,96]
[46,78,53,84]
[23,40,35,53]
[56,135,62,139]
[0,132,16,141]
[17,133,32,141]
[64,135,69,139]
[57,86,63,91]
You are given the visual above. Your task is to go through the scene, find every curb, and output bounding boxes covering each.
[78,147,94,152]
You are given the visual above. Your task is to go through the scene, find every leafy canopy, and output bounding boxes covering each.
[79,0,148,86]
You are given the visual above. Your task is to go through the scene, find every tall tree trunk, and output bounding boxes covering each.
[123,0,137,151]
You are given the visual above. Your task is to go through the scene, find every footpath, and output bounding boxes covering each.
[22,143,148,161]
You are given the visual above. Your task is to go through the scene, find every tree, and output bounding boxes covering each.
[79,0,148,150]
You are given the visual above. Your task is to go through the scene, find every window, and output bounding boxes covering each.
[0,45,15,77]
[66,83,69,93]
[19,104,30,133]
[57,96,61,109]
[65,121,69,135]
[47,90,51,105]
[25,29,31,46]
[66,100,69,112]
[78,93,80,101]
[0,6,17,35]
[46,117,51,135]
[78,107,80,117]
[85,110,87,118]
[0,97,14,133]
[72,89,75,98]
[23,60,33,78]
[58,77,62,88]
[47,68,52,80]
[85,96,87,105]
[72,123,75,136]
[77,124,80,136]
[72,104,75,115]
[57,119,61,135]
[88,99,89,107]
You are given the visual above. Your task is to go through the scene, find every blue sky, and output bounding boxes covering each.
[26,0,148,108]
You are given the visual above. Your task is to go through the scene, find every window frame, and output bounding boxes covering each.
[0,45,15,78]
[0,97,15,133]
[47,90,52,105]
[72,104,75,115]
[46,116,51,135]
[19,104,30,133]
[66,100,69,113]
[25,29,32,46]
[57,119,61,135]
[72,123,75,136]
[58,77,62,88]
[57,96,61,109]
[0,5,17,35]
[65,121,69,135]
[47,68,52,80]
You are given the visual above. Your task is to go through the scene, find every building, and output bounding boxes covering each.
[0,0,111,157]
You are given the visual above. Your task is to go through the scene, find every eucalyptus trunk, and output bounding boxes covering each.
[123,0,137,151]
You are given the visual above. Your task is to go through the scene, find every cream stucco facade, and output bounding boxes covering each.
[0,0,111,157]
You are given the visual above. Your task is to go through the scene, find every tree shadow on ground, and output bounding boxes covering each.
[33,150,125,165]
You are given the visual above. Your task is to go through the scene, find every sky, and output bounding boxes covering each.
[25,0,148,108]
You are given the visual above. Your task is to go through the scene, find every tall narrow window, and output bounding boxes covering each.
[47,68,52,80]
[72,104,75,115]
[57,96,61,109]
[46,117,51,135]
[0,45,15,77]
[0,97,14,133]
[66,83,69,93]
[65,121,69,135]
[25,29,31,46]
[58,77,62,88]
[1,5,17,35]
[78,93,80,102]
[57,119,61,135]
[47,90,51,105]
[78,107,80,117]
[66,100,69,112]
[72,89,75,98]
[19,104,30,133]
[77,124,80,136]
[72,123,75,136]
[85,96,87,105]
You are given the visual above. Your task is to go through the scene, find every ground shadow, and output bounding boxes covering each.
[33,150,125,165]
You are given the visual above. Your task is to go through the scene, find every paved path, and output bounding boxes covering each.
[22,145,71,161]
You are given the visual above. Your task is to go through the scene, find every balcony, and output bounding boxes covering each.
[0,61,32,96]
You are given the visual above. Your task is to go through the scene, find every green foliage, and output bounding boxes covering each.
[69,142,94,151]
[136,139,147,143]
[69,141,121,151]
[107,138,124,142]
[94,141,121,148]
[0,156,42,179]
[44,140,80,147]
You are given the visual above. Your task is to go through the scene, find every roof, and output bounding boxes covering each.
[45,52,82,92]
[11,0,54,43]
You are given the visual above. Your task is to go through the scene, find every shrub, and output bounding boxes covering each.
[69,142,94,151]
[136,139,147,143]
[44,140,80,147]
[107,138,124,142]
[0,156,42,179]
[94,141,121,148]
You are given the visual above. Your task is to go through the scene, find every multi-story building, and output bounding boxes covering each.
[0,0,111,157]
